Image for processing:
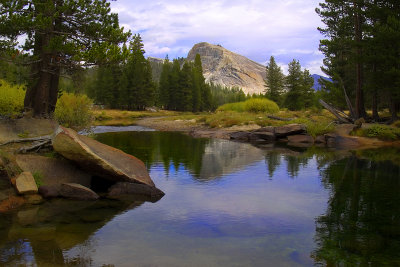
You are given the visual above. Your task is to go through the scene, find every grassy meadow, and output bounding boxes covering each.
[1,79,399,141]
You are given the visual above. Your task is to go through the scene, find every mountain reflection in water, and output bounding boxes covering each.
[0,130,399,266]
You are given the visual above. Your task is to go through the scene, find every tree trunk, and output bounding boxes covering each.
[372,89,379,121]
[24,2,61,117]
[24,37,59,117]
[353,1,366,119]
[389,98,398,122]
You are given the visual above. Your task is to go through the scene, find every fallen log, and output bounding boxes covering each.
[0,135,51,146]
[319,99,353,124]
[336,75,356,119]
[17,139,52,154]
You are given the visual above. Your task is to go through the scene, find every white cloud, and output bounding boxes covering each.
[110,0,324,74]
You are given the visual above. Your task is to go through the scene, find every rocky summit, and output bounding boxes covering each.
[187,42,266,95]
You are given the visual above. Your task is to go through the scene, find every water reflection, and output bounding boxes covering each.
[95,131,265,180]
[312,152,400,266]
[0,199,143,266]
[1,130,399,266]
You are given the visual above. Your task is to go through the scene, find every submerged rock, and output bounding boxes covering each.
[15,172,38,195]
[108,182,165,202]
[52,126,155,187]
[60,183,99,200]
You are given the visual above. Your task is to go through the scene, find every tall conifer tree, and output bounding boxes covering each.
[264,56,285,105]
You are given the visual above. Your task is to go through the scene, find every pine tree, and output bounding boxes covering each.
[0,0,130,116]
[284,60,315,110]
[192,54,203,112]
[94,65,121,108]
[120,34,154,110]
[159,56,171,109]
[316,0,367,118]
[178,62,193,111]
[168,60,181,110]
[264,56,285,105]
[284,60,304,110]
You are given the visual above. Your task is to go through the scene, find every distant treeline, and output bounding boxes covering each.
[52,36,254,112]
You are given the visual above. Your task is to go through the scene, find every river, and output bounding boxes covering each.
[1,128,399,266]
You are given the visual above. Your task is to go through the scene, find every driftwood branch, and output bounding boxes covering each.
[267,115,293,121]
[17,140,52,154]
[319,99,354,124]
[337,76,356,119]
[0,135,51,146]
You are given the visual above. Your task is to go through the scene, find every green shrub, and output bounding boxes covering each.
[217,102,246,112]
[217,98,279,113]
[360,124,400,141]
[0,79,25,116]
[54,93,93,129]
[244,98,279,113]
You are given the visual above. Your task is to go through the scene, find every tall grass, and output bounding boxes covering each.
[0,79,25,116]
[54,93,93,129]
[217,98,279,113]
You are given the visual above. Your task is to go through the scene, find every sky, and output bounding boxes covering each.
[110,0,325,75]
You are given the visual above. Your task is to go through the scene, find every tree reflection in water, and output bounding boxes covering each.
[312,150,400,266]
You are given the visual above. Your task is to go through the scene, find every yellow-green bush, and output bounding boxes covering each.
[244,98,279,113]
[217,102,246,112]
[0,79,25,116]
[54,93,93,129]
[217,98,279,114]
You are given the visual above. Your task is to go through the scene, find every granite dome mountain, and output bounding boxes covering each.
[187,42,266,95]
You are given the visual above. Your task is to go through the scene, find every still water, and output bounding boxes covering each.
[1,129,399,266]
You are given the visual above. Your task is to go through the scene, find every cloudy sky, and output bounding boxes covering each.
[110,0,325,75]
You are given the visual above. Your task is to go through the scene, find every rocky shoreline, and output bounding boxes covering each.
[0,120,164,213]
[135,117,392,150]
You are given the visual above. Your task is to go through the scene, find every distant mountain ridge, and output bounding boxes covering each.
[311,74,332,91]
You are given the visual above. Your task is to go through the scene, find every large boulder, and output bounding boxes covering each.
[52,126,155,187]
[60,183,99,200]
[274,124,306,138]
[15,172,38,195]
